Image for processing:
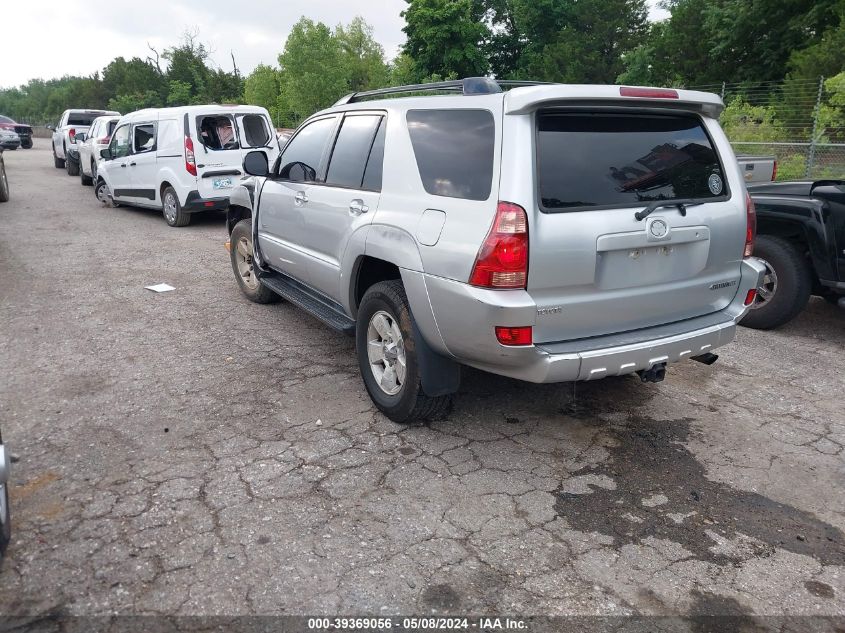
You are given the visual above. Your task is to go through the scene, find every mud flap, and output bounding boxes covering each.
[411,317,461,397]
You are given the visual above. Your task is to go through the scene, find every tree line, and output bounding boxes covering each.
[0,0,843,134]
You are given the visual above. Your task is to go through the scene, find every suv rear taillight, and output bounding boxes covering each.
[771,160,778,182]
[68,128,76,142]
[744,191,756,258]
[97,137,110,144]
[469,201,529,289]
[185,136,197,176]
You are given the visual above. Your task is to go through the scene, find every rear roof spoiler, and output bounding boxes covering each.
[504,85,724,117]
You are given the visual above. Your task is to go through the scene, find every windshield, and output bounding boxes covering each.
[537,112,727,212]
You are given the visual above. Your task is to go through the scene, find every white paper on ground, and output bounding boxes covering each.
[145,283,175,293]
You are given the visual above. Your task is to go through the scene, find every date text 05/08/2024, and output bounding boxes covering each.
[307,617,528,631]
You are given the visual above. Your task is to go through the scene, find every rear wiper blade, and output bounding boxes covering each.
[635,199,706,221]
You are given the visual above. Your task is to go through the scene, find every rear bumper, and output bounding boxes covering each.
[183,190,229,213]
[0,140,20,149]
[423,257,765,383]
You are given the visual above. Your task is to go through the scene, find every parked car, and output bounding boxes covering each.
[0,128,20,150]
[225,77,764,422]
[0,427,10,556]
[737,154,777,183]
[742,180,845,329]
[75,115,120,186]
[49,109,119,176]
[0,115,32,149]
[0,147,9,203]
[95,105,279,226]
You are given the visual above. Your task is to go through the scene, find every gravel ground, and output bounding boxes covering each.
[0,146,843,622]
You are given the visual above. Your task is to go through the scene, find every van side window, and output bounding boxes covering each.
[406,109,495,201]
[277,116,337,183]
[240,114,270,148]
[198,115,238,151]
[110,125,131,159]
[133,124,156,153]
[361,118,386,192]
[325,115,382,190]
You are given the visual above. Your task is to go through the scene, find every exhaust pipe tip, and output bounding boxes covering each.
[637,363,666,383]
[691,352,719,366]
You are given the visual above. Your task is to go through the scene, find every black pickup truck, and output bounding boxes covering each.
[743,180,844,329]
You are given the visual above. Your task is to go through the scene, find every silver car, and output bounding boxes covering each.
[227,78,765,422]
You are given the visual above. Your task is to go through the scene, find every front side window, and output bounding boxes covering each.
[110,125,131,158]
[406,109,495,201]
[537,112,727,212]
[325,115,382,189]
[198,115,238,151]
[277,116,337,182]
[133,124,156,153]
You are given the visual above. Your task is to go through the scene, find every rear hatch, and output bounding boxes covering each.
[194,111,278,199]
[504,90,746,342]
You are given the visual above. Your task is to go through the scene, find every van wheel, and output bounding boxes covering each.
[162,187,190,227]
[53,147,65,169]
[65,150,79,176]
[95,180,119,208]
[230,219,279,304]
[356,280,452,423]
[80,166,93,186]
[741,235,812,330]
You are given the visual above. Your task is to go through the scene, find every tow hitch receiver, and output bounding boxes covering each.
[637,363,666,383]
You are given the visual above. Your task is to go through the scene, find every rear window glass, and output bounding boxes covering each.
[198,115,238,151]
[68,113,98,126]
[406,109,494,201]
[240,114,270,148]
[537,112,727,211]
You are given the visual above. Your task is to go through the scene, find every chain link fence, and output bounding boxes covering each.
[690,77,845,181]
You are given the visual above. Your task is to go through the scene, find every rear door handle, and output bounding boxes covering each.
[120,163,127,168]
[129,162,137,167]
[294,191,308,206]
[349,199,369,215]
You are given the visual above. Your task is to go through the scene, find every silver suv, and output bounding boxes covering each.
[227,78,765,422]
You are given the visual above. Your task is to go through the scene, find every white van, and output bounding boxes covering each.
[95,105,280,226]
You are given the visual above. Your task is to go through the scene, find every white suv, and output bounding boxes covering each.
[95,105,279,226]
[76,115,120,186]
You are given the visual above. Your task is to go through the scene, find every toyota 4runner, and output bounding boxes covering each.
[226,78,765,422]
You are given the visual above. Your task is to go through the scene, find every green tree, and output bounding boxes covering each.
[401,0,489,80]
[277,19,348,125]
[337,17,390,92]
[244,64,281,122]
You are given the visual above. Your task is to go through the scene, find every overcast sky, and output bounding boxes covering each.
[0,0,670,89]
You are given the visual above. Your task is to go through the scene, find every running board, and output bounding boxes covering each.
[258,271,355,335]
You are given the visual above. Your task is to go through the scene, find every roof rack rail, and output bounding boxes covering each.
[334,77,554,106]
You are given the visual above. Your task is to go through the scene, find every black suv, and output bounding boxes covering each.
[744,180,844,328]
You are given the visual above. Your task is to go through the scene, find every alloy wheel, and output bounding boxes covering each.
[366,310,406,396]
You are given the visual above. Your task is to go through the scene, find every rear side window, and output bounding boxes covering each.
[133,124,155,153]
[362,119,386,192]
[406,109,494,201]
[537,112,727,212]
[198,115,238,151]
[325,115,382,189]
[278,116,337,182]
[239,114,271,148]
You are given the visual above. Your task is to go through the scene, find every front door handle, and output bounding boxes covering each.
[349,199,369,215]
[120,163,127,168]
[129,162,137,167]
[294,191,308,206]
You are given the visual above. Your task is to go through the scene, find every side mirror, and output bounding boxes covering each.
[243,150,269,177]
[100,148,112,160]
[75,132,87,143]
[46,124,55,131]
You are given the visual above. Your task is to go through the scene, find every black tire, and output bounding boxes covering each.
[80,164,93,186]
[356,280,453,423]
[66,154,80,176]
[161,186,190,227]
[90,160,97,181]
[230,219,279,304]
[94,179,118,207]
[0,482,9,556]
[53,147,64,169]
[741,235,812,330]
[0,162,8,203]
[22,141,32,149]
